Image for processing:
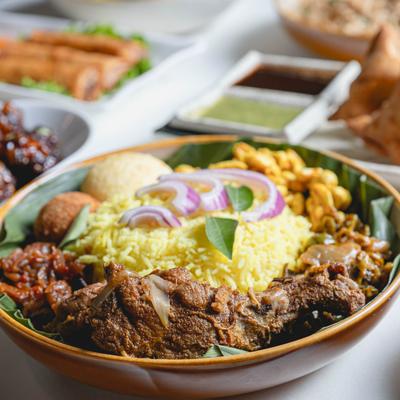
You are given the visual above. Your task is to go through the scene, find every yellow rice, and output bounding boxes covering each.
[71,195,312,292]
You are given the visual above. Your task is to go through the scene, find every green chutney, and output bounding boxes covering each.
[199,96,303,130]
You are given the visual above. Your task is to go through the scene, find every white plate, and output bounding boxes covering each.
[0,11,202,111]
[48,0,239,34]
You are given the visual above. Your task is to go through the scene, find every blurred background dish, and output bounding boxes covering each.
[48,0,239,33]
[0,12,200,111]
[274,0,382,61]
[0,99,89,201]
[13,99,90,161]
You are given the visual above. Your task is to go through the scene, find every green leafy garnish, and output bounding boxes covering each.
[60,204,91,249]
[0,294,61,340]
[167,142,237,169]
[113,58,152,90]
[203,344,248,358]
[205,217,238,260]
[63,23,152,94]
[225,185,254,212]
[387,254,400,289]
[0,167,90,257]
[21,77,69,95]
[369,197,396,242]
[67,23,147,46]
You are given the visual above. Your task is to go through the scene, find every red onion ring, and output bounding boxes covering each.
[195,169,285,222]
[120,206,181,228]
[159,173,229,211]
[136,181,200,216]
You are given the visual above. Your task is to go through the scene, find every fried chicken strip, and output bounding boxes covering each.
[55,263,365,359]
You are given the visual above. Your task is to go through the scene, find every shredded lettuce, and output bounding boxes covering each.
[114,58,152,90]
[21,77,69,95]
[66,23,148,47]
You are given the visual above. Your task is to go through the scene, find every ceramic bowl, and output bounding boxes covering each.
[0,135,399,399]
[8,99,90,164]
[49,0,238,33]
[274,0,370,61]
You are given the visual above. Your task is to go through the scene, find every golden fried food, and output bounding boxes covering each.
[29,31,146,64]
[0,40,130,90]
[0,55,101,100]
[81,152,173,201]
[332,25,400,120]
[34,192,99,243]
[348,80,400,164]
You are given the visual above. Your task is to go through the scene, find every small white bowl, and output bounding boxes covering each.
[49,0,238,33]
[9,99,90,164]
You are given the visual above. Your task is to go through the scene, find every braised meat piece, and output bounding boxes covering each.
[55,263,365,359]
[310,213,393,299]
[0,242,86,323]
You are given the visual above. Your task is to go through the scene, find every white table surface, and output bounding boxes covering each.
[1,1,400,399]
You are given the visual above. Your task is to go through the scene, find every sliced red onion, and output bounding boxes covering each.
[146,274,170,328]
[120,206,181,228]
[196,168,285,222]
[136,181,200,216]
[159,173,229,211]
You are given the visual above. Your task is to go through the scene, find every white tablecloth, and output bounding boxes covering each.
[1,1,400,399]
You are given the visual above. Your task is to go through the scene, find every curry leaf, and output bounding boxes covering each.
[369,197,395,243]
[205,217,238,260]
[203,344,248,358]
[225,185,254,212]
[60,204,91,249]
[167,141,236,169]
[386,254,400,288]
[0,294,61,340]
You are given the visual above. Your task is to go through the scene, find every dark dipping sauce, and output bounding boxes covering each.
[235,65,335,95]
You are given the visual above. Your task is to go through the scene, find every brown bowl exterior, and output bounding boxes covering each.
[0,135,400,399]
[275,1,370,61]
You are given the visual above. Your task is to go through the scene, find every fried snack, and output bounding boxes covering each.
[29,30,146,64]
[34,192,100,243]
[0,55,101,100]
[348,80,400,164]
[0,40,129,90]
[81,152,173,201]
[331,25,400,120]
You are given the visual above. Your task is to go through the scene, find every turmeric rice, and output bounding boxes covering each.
[71,195,312,292]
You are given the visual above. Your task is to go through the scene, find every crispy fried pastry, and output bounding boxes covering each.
[332,25,400,120]
[348,80,400,164]
[0,40,130,90]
